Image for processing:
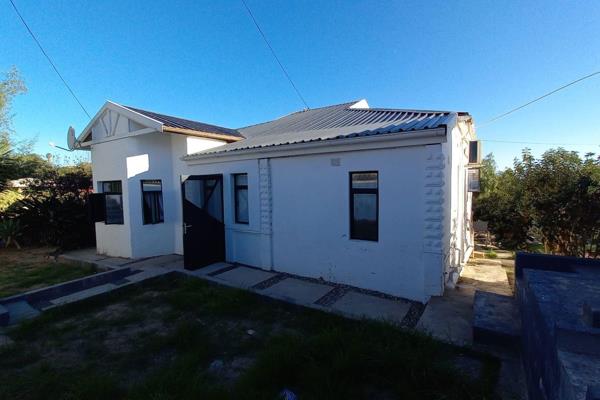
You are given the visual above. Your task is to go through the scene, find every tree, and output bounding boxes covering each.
[0,67,27,147]
[475,148,600,257]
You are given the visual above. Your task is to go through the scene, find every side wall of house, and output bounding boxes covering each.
[442,119,475,285]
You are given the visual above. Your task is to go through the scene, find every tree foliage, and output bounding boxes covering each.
[2,163,95,249]
[475,149,600,257]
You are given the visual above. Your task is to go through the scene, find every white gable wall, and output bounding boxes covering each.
[89,107,229,258]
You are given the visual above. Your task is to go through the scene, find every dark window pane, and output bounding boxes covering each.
[236,188,249,223]
[102,181,122,193]
[234,174,249,224]
[105,194,124,224]
[350,171,378,241]
[206,180,223,222]
[235,174,248,186]
[142,180,164,224]
[353,193,377,222]
[184,179,204,209]
[352,172,378,189]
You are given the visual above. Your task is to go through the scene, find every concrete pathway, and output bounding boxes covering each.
[416,258,512,345]
[52,249,514,348]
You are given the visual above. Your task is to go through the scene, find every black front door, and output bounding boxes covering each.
[181,175,225,269]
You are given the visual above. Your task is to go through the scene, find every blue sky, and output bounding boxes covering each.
[1,0,599,169]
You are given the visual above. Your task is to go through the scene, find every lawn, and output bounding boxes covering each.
[0,248,97,298]
[0,276,500,400]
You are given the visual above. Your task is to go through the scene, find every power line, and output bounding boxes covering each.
[8,0,91,119]
[241,0,309,110]
[481,139,599,146]
[479,70,600,128]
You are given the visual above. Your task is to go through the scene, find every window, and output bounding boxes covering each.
[233,174,249,224]
[141,180,164,224]
[350,172,378,241]
[101,181,124,225]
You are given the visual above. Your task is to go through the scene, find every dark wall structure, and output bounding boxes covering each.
[516,253,600,400]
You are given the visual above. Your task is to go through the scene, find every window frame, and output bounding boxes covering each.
[349,171,379,242]
[141,179,164,225]
[100,180,124,225]
[233,173,249,225]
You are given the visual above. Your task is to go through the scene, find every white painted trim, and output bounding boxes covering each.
[184,128,447,165]
[85,128,160,147]
[75,101,164,144]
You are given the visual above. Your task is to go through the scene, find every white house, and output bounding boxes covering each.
[73,99,479,303]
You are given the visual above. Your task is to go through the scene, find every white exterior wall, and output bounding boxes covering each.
[89,107,227,259]
[175,157,272,268]
[442,119,476,285]
[269,147,434,302]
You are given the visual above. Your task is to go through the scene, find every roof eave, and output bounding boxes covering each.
[183,127,447,164]
[162,126,243,142]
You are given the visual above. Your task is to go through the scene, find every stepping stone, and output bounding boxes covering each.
[49,283,117,307]
[331,291,411,323]
[213,267,276,288]
[261,278,333,305]
[473,291,520,349]
[125,268,168,283]
[3,300,40,324]
[188,262,233,277]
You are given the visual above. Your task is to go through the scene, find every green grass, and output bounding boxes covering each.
[0,252,97,298]
[0,277,500,400]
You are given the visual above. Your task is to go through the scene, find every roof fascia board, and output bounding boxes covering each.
[163,126,242,142]
[184,127,447,165]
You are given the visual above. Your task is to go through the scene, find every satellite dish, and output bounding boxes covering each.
[67,126,76,150]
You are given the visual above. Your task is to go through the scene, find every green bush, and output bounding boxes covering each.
[3,163,95,250]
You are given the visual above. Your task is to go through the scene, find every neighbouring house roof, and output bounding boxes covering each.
[121,105,243,139]
[184,100,468,159]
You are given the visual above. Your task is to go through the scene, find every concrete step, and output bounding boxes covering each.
[2,300,40,325]
[46,283,117,309]
[124,268,168,283]
[473,291,521,350]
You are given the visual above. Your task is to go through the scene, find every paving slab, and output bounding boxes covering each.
[60,248,107,263]
[97,257,132,268]
[416,286,474,345]
[213,267,276,288]
[261,278,333,305]
[330,290,411,323]
[3,300,40,324]
[49,283,117,307]
[459,260,512,296]
[127,254,183,268]
[185,262,233,277]
[125,268,170,283]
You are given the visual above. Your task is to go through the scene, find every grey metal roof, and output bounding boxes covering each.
[185,100,466,159]
[123,105,243,138]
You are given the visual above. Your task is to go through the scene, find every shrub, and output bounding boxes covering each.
[3,163,95,250]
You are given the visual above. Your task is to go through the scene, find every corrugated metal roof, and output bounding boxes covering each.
[122,105,243,138]
[185,100,464,159]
